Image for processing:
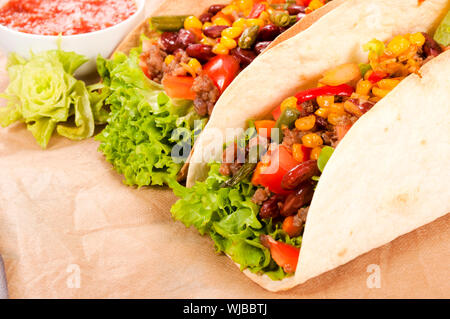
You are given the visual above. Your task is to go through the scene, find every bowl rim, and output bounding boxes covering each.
[0,0,146,40]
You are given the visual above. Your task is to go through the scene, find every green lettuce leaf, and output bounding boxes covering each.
[0,50,106,148]
[96,49,205,187]
[170,163,301,281]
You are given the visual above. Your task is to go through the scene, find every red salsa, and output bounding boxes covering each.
[0,0,137,36]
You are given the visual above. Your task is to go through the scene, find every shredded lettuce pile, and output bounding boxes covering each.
[170,163,301,281]
[96,49,205,186]
[0,50,108,148]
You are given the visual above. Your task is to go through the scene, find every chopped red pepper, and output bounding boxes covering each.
[248,3,266,18]
[368,71,388,84]
[260,235,300,273]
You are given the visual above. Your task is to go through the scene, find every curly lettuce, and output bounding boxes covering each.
[170,163,301,281]
[0,50,107,148]
[96,49,205,187]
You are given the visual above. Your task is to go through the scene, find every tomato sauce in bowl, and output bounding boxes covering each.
[0,0,137,36]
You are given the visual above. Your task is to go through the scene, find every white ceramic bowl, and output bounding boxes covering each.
[0,0,146,76]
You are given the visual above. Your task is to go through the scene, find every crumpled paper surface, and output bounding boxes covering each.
[0,1,449,298]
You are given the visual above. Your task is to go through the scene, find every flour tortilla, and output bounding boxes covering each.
[187,0,450,291]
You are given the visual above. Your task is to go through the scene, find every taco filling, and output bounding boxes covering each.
[96,0,330,187]
[171,29,449,280]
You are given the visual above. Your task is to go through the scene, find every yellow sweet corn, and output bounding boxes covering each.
[201,36,217,46]
[280,96,298,112]
[315,107,329,118]
[292,144,306,162]
[213,17,232,27]
[344,100,363,117]
[259,11,270,23]
[310,147,322,161]
[222,26,244,38]
[222,4,239,15]
[220,36,237,49]
[409,32,426,47]
[387,35,410,56]
[327,113,346,126]
[202,22,213,30]
[188,58,202,75]
[246,18,265,28]
[164,55,175,65]
[295,115,316,131]
[377,78,400,90]
[356,80,373,96]
[237,0,254,12]
[309,0,325,11]
[316,95,334,108]
[232,18,247,29]
[184,16,202,30]
[212,43,229,55]
[329,103,346,115]
[372,87,390,98]
[302,133,323,148]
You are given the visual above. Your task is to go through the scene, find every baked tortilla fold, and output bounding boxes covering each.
[186,0,450,291]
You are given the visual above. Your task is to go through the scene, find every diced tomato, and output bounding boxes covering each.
[254,120,276,139]
[249,3,266,18]
[252,145,300,195]
[203,55,240,93]
[271,106,282,121]
[162,75,196,100]
[368,71,388,84]
[336,123,352,142]
[260,235,300,274]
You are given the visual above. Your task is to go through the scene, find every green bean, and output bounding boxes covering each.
[270,12,291,27]
[220,162,257,188]
[274,107,301,143]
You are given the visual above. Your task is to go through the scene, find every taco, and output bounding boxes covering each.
[173,0,450,291]
[95,0,337,187]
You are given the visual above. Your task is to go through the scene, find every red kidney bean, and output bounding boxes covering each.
[257,24,281,41]
[287,5,306,15]
[315,115,329,130]
[259,194,285,219]
[254,41,271,55]
[422,32,443,57]
[281,160,319,191]
[203,25,228,38]
[186,43,215,62]
[208,4,226,15]
[231,47,256,66]
[199,12,213,23]
[176,29,196,49]
[160,32,179,53]
[280,182,314,217]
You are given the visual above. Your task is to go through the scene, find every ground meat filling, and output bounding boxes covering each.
[142,43,167,83]
[191,74,220,116]
[252,187,271,205]
[162,49,190,77]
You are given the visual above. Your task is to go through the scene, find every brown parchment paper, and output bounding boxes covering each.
[0,1,449,299]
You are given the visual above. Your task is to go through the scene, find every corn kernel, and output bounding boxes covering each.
[164,55,175,65]
[200,36,217,46]
[295,115,316,131]
[259,11,270,23]
[309,0,325,10]
[292,144,306,162]
[329,103,345,115]
[222,26,244,39]
[246,18,264,28]
[315,107,329,118]
[280,96,298,112]
[327,113,346,126]
[387,35,411,56]
[409,32,426,47]
[356,80,373,96]
[222,4,239,15]
[302,133,323,148]
[213,17,231,27]
[232,18,247,29]
[184,15,203,30]
[310,147,322,161]
[372,87,390,98]
[202,22,213,30]
[212,43,229,55]
[317,95,334,108]
[220,36,237,49]
[188,58,202,74]
[377,79,400,90]
[237,0,254,12]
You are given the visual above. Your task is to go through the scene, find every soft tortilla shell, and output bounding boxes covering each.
[187,0,450,291]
